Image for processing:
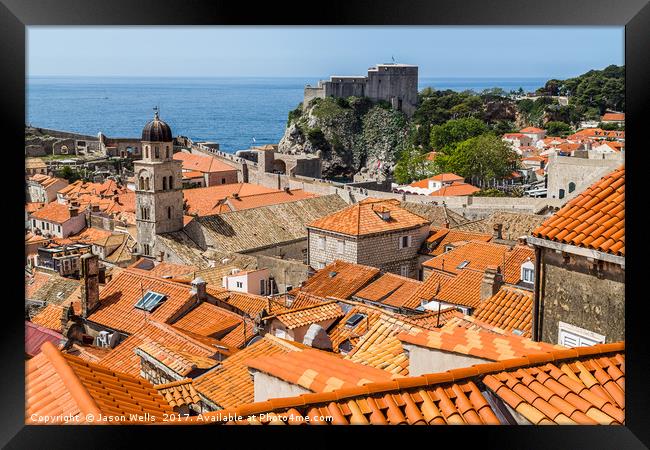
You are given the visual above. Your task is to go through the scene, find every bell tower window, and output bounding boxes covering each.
[167,206,172,219]
[166,146,170,159]
[169,176,173,190]
[162,177,167,191]
[155,146,160,158]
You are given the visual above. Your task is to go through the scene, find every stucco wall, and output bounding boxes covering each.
[252,371,310,403]
[539,248,625,344]
[404,344,491,376]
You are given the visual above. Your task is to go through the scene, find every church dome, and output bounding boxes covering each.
[142,109,173,142]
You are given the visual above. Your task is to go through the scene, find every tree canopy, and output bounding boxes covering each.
[429,117,489,152]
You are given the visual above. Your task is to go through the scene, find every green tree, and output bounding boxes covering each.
[57,165,82,182]
[393,148,436,185]
[429,118,488,152]
[435,134,519,187]
[544,121,572,137]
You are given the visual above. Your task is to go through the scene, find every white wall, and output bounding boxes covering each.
[404,344,491,376]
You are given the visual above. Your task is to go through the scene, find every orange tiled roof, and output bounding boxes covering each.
[28,174,66,189]
[25,271,52,300]
[97,320,230,377]
[202,342,624,425]
[425,226,493,256]
[193,335,305,409]
[172,302,243,338]
[269,301,344,330]
[397,318,561,362]
[219,292,289,318]
[246,348,393,392]
[327,304,385,353]
[473,287,534,338]
[66,343,112,363]
[427,181,481,197]
[423,240,511,275]
[307,198,430,236]
[409,173,464,188]
[25,202,46,213]
[154,378,202,409]
[400,271,456,310]
[345,314,428,376]
[290,260,380,299]
[354,273,422,308]
[29,201,82,223]
[182,170,204,179]
[503,245,535,285]
[520,127,544,133]
[86,269,199,335]
[532,166,624,256]
[173,151,238,173]
[219,318,256,348]
[601,113,624,121]
[26,341,174,423]
[30,304,64,332]
[434,269,485,309]
[136,340,221,376]
[289,292,326,310]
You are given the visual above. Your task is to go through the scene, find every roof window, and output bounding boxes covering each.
[457,260,470,269]
[345,313,366,327]
[134,291,167,312]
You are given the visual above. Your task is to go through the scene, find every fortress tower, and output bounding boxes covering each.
[134,108,184,258]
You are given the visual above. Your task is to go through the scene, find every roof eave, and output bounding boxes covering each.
[527,236,624,268]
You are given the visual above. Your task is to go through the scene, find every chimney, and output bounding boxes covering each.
[284,186,291,194]
[69,206,79,217]
[190,277,207,302]
[157,251,164,262]
[492,223,503,240]
[91,204,100,213]
[232,192,239,199]
[443,220,450,229]
[80,253,100,318]
[480,266,503,303]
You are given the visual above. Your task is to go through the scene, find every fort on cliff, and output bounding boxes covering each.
[304,63,419,117]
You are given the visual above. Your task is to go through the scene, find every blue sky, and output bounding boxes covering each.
[27,26,624,79]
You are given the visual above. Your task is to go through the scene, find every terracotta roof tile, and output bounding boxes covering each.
[601,113,624,121]
[86,269,199,335]
[353,273,422,308]
[219,292,289,318]
[308,198,430,236]
[246,348,393,393]
[434,269,485,309]
[29,202,83,223]
[193,335,305,409]
[172,302,243,338]
[219,319,256,348]
[425,226,493,256]
[427,182,481,197]
[30,304,64,332]
[532,167,624,256]
[422,241,511,275]
[290,260,380,299]
[26,341,174,423]
[199,342,624,426]
[472,287,534,338]
[327,304,385,353]
[136,341,220,376]
[269,301,344,330]
[173,152,238,173]
[503,245,535,285]
[400,270,455,310]
[97,320,230,377]
[397,319,562,362]
[409,173,464,188]
[154,378,202,409]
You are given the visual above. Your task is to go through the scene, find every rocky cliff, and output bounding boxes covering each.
[278,97,409,180]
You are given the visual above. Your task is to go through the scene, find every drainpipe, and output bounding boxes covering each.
[532,246,543,341]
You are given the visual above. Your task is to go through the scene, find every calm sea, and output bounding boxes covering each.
[27,76,546,152]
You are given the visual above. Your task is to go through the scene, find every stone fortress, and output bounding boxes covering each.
[304,63,419,117]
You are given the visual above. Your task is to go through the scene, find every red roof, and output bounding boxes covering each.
[520,127,544,133]
[427,182,480,197]
[601,113,624,121]
[532,166,624,256]
[25,321,63,357]
[173,152,238,173]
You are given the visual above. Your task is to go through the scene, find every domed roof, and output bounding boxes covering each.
[142,108,173,142]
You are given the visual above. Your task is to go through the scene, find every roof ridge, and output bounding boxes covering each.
[154,378,194,389]
[211,341,624,419]
[270,300,336,318]
[40,342,103,417]
[149,321,223,354]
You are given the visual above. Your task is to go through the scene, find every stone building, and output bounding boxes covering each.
[26,174,69,203]
[306,199,430,278]
[545,154,622,201]
[134,110,184,258]
[304,63,419,117]
[528,166,624,346]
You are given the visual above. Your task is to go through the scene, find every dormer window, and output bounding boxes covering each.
[521,259,535,284]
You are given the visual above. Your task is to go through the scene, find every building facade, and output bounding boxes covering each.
[134,110,185,258]
[304,63,419,117]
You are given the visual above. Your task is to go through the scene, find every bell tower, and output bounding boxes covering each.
[134,108,184,258]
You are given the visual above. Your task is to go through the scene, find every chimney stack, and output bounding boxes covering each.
[480,266,503,303]
[493,223,503,240]
[191,277,207,302]
[69,206,79,217]
[80,253,100,318]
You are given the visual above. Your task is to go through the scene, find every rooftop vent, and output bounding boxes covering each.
[134,291,167,312]
[329,271,338,278]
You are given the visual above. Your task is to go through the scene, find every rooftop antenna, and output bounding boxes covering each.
[392,55,396,63]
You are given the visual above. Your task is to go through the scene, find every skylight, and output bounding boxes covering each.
[346,313,366,327]
[134,291,167,312]
[457,260,470,269]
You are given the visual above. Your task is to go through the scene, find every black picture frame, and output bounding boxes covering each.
[2,0,648,447]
